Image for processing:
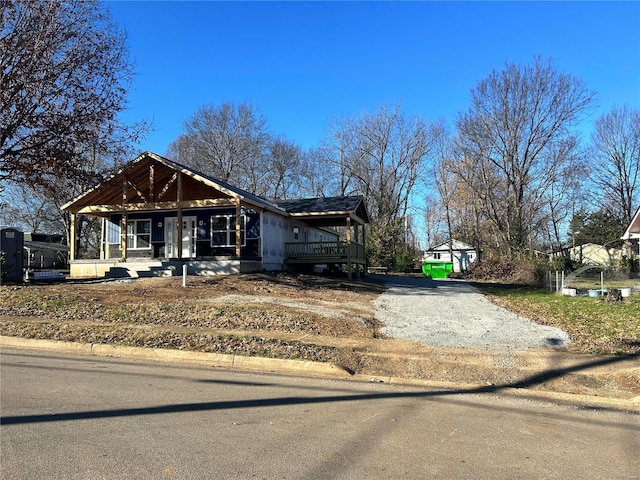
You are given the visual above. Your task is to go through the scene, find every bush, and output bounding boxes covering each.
[467,257,545,286]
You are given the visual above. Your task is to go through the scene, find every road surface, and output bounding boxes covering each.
[1,348,638,479]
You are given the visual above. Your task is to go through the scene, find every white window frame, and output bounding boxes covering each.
[126,219,152,250]
[210,214,246,247]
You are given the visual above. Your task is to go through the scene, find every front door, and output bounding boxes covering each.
[165,216,197,259]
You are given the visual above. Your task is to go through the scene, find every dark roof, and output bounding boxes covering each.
[274,196,362,214]
[274,195,370,226]
[159,154,286,214]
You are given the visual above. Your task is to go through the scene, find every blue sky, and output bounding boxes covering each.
[107,1,640,155]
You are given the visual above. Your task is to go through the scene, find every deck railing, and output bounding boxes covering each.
[284,241,366,263]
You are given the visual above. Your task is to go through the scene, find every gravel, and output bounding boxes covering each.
[375,275,571,351]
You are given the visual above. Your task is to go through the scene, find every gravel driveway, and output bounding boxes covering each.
[375,275,571,351]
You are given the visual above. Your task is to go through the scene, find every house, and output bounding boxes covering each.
[622,205,640,266]
[422,239,477,273]
[558,242,622,267]
[62,152,369,279]
[23,233,69,270]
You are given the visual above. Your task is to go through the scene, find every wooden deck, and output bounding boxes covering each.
[284,241,366,265]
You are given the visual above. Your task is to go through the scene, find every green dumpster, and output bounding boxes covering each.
[422,260,453,279]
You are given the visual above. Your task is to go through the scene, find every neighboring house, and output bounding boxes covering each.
[23,233,69,270]
[558,242,622,267]
[622,205,640,262]
[622,206,640,244]
[62,152,369,279]
[423,240,477,273]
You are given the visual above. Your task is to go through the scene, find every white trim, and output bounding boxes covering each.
[210,214,246,248]
[125,218,152,250]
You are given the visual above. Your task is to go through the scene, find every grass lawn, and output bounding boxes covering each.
[474,283,640,355]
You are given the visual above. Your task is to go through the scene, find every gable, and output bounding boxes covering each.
[62,152,284,216]
[428,239,475,252]
[622,205,640,240]
[62,152,369,232]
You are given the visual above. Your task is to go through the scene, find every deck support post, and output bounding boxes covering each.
[362,223,367,275]
[346,216,352,280]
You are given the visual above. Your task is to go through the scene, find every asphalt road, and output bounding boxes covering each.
[1,348,639,480]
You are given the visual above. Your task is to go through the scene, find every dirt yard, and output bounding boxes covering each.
[1,273,638,401]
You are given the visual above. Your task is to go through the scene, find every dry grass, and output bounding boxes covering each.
[475,284,640,355]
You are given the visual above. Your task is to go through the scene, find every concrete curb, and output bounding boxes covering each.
[0,336,351,378]
[2,336,638,413]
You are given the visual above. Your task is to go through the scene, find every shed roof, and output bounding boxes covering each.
[274,196,369,227]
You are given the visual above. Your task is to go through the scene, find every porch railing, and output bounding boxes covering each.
[284,241,366,263]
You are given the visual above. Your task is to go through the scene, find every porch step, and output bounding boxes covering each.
[106,261,174,279]
[137,266,175,278]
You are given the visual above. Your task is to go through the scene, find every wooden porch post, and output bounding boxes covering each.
[120,212,128,260]
[235,200,242,257]
[121,176,128,261]
[177,172,183,259]
[346,216,352,280]
[69,213,77,261]
[354,219,361,279]
[100,217,106,260]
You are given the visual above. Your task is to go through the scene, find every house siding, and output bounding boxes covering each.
[106,208,261,260]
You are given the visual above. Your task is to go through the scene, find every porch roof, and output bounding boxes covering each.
[62,152,287,216]
[274,196,369,227]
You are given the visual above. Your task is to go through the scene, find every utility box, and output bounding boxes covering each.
[422,260,453,279]
[1,227,24,283]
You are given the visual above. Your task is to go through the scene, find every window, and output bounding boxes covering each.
[211,214,246,247]
[126,219,151,249]
[293,226,299,240]
[433,252,441,259]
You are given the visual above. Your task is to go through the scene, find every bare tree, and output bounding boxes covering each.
[539,136,585,253]
[455,57,595,257]
[295,147,341,198]
[0,184,58,232]
[589,105,640,228]
[423,192,445,250]
[430,120,456,258]
[0,0,146,191]
[321,105,436,267]
[265,135,302,199]
[168,102,269,190]
[340,105,435,224]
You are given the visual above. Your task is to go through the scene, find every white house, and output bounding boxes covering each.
[622,205,640,266]
[423,239,477,273]
[622,206,640,243]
